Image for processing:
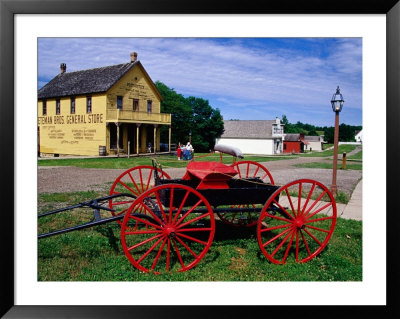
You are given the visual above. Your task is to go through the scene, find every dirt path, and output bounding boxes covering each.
[38,156,361,196]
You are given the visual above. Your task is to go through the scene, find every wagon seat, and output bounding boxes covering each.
[181,144,245,190]
[182,161,238,190]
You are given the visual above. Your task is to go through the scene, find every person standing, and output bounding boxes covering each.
[186,142,194,160]
[177,142,182,160]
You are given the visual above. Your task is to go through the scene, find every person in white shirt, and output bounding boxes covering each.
[185,142,194,159]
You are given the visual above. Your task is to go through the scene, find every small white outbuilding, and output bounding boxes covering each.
[216,118,285,155]
[355,130,363,143]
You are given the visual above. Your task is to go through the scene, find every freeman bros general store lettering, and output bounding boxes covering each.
[38,114,104,125]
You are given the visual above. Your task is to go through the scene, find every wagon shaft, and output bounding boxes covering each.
[38,193,135,239]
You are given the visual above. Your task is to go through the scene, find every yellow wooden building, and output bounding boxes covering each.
[37,52,171,156]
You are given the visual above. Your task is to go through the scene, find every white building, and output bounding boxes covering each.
[355,130,363,143]
[304,135,326,151]
[216,118,284,155]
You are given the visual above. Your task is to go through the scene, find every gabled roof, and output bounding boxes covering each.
[284,133,311,145]
[38,61,162,100]
[304,135,322,142]
[284,134,301,142]
[220,120,277,139]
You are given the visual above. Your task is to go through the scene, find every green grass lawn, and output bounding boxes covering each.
[299,144,358,157]
[348,150,362,161]
[38,153,297,169]
[37,144,361,169]
[38,190,362,281]
[294,160,362,171]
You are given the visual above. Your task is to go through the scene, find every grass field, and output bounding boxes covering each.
[348,150,362,160]
[294,160,362,171]
[299,144,359,157]
[38,190,362,281]
[38,153,297,169]
[294,145,362,171]
[37,146,362,281]
[38,144,360,170]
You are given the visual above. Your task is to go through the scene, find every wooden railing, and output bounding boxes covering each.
[106,109,171,124]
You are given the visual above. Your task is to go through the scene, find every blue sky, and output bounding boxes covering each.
[38,37,362,127]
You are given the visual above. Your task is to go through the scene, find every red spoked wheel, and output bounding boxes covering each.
[232,161,274,184]
[216,161,275,227]
[109,166,171,225]
[257,179,337,264]
[121,184,215,273]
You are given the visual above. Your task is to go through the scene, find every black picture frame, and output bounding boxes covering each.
[1,0,399,318]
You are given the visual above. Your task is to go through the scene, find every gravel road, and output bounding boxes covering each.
[38,156,362,196]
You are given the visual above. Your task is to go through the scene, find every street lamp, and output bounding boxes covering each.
[189,130,192,144]
[330,86,344,196]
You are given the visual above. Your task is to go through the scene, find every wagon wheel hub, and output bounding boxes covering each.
[164,226,176,238]
[294,217,305,229]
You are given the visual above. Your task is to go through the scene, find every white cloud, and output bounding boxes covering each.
[38,37,362,125]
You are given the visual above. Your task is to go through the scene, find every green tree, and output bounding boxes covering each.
[281,115,297,133]
[155,81,193,145]
[308,129,319,136]
[155,81,224,152]
[339,123,358,142]
[186,96,224,152]
[281,116,362,143]
[281,115,289,125]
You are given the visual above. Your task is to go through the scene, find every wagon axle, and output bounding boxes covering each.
[164,226,176,239]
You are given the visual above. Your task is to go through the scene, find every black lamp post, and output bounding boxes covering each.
[330,86,344,196]
[189,130,192,144]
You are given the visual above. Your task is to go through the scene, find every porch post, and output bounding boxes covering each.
[136,123,141,154]
[153,124,157,154]
[116,108,120,158]
[115,122,120,158]
[168,125,171,153]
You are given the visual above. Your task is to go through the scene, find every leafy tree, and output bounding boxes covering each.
[322,126,334,143]
[281,115,297,133]
[155,81,193,145]
[155,81,224,152]
[339,123,358,142]
[281,114,361,143]
[186,96,224,152]
[308,129,319,136]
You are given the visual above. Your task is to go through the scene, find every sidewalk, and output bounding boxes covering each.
[339,179,362,220]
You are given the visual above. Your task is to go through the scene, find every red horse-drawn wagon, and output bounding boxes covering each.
[39,145,337,274]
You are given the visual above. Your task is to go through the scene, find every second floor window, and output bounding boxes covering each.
[42,100,47,115]
[70,97,75,114]
[87,96,92,113]
[56,99,60,115]
[273,126,283,135]
[117,96,123,109]
[147,100,152,113]
[133,99,139,111]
